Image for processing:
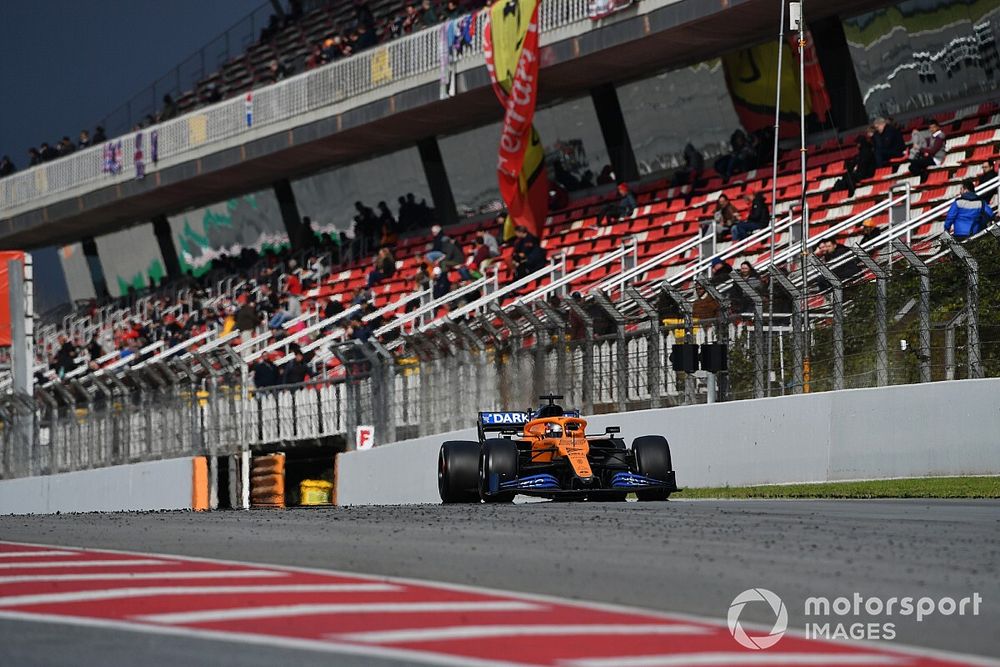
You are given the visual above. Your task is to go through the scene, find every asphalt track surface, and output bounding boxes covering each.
[0,499,998,666]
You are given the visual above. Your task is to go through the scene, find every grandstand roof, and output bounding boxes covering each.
[0,0,889,250]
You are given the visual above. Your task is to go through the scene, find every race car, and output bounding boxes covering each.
[437,395,677,503]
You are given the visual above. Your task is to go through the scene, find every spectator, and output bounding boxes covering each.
[834,132,876,196]
[944,179,995,239]
[235,299,259,331]
[733,261,763,312]
[444,0,462,19]
[306,44,326,70]
[704,193,739,240]
[27,148,41,166]
[513,236,546,280]
[203,83,222,104]
[598,182,637,225]
[402,3,424,32]
[425,224,446,262]
[431,265,450,298]
[692,284,719,321]
[731,192,770,241]
[252,351,281,388]
[407,192,432,227]
[421,0,439,23]
[54,335,78,375]
[439,235,471,279]
[268,59,289,82]
[977,160,998,206]
[78,130,91,149]
[39,142,57,162]
[92,126,107,143]
[58,136,76,157]
[908,118,945,181]
[86,336,105,365]
[377,201,398,245]
[872,117,904,167]
[160,94,178,122]
[715,128,756,183]
[815,238,860,284]
[478,228,500,257]
[0,156,15,178]
[323,296,345,320]
[280,346,311,385]
[671,142,704,187]
[709,257,733,285]
[367,246,397,287]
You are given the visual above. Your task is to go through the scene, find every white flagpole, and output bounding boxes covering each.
[766,0,787,397]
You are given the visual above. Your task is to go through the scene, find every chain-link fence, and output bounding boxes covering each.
[3,229,1000,480]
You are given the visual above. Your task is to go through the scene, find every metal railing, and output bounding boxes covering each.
[1,0,592,218]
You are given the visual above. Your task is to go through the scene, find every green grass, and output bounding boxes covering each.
[674,477,1000,500]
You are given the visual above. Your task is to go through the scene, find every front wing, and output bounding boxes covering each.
[490,470,677,499]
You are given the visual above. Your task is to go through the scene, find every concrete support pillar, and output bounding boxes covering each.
[417,137,458,227]
[81,236,110,299]
[272,179,305,250]
[590,83,639,183]
[152,215,182,281]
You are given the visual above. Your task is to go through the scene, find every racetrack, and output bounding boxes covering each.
[0,499,998,665]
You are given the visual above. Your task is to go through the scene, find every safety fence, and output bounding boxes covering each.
[0,0,592,217]
[3,224,999,480]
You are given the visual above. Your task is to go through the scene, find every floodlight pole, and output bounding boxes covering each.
[766,0,787,397]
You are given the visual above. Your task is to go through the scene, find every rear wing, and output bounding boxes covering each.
[478,412,530,437]
[477,409,584,439]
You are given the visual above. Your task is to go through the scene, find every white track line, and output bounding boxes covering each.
[139,600,541,625]
[0,551,77,558]
[0,583,400,607]
[0,570,286,584]
[565,653,908,667]
[0,559,171,569]
[338,623,713,644]
[0,610,533,667]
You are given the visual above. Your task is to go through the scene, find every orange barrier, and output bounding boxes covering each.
[191,457,209,511]
[250,453,285,508]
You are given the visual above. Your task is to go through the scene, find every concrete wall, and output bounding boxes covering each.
[0,458,198,515]
[336,379,1000,505]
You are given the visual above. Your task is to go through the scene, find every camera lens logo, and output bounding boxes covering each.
[728,588,788,650]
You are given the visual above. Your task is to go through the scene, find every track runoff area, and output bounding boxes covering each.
[0,528,996,667]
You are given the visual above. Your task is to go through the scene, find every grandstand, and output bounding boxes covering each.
[1,0,999,496]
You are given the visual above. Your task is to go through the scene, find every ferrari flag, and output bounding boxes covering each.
[484,0,548,239]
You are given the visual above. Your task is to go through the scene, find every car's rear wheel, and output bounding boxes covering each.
[479,439,518,503]
[632,435,673,501]
[438,441,481,503]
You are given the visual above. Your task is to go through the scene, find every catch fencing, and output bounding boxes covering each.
[2,226,999,480]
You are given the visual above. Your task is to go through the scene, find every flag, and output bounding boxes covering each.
[484,0,548,239]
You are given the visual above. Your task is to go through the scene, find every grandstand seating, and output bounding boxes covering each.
[35,99,1000,384]
[180,0,467,110]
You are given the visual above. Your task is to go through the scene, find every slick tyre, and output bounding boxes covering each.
[479,439,518,503]
[438,441,481,503]
[632,435,673,501]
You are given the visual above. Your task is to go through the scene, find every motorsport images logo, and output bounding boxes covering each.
[728,588,788,650]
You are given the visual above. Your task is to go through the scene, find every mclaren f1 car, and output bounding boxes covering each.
[437,395,678,502]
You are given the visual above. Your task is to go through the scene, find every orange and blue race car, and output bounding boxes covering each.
[437,395,677,503]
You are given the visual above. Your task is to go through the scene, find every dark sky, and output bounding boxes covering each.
[0,0,265,168]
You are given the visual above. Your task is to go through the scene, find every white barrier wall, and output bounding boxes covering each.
[336,378,1000,505]
[0,458,197,515]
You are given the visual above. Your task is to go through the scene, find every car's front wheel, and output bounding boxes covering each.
[632,435,673,501]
